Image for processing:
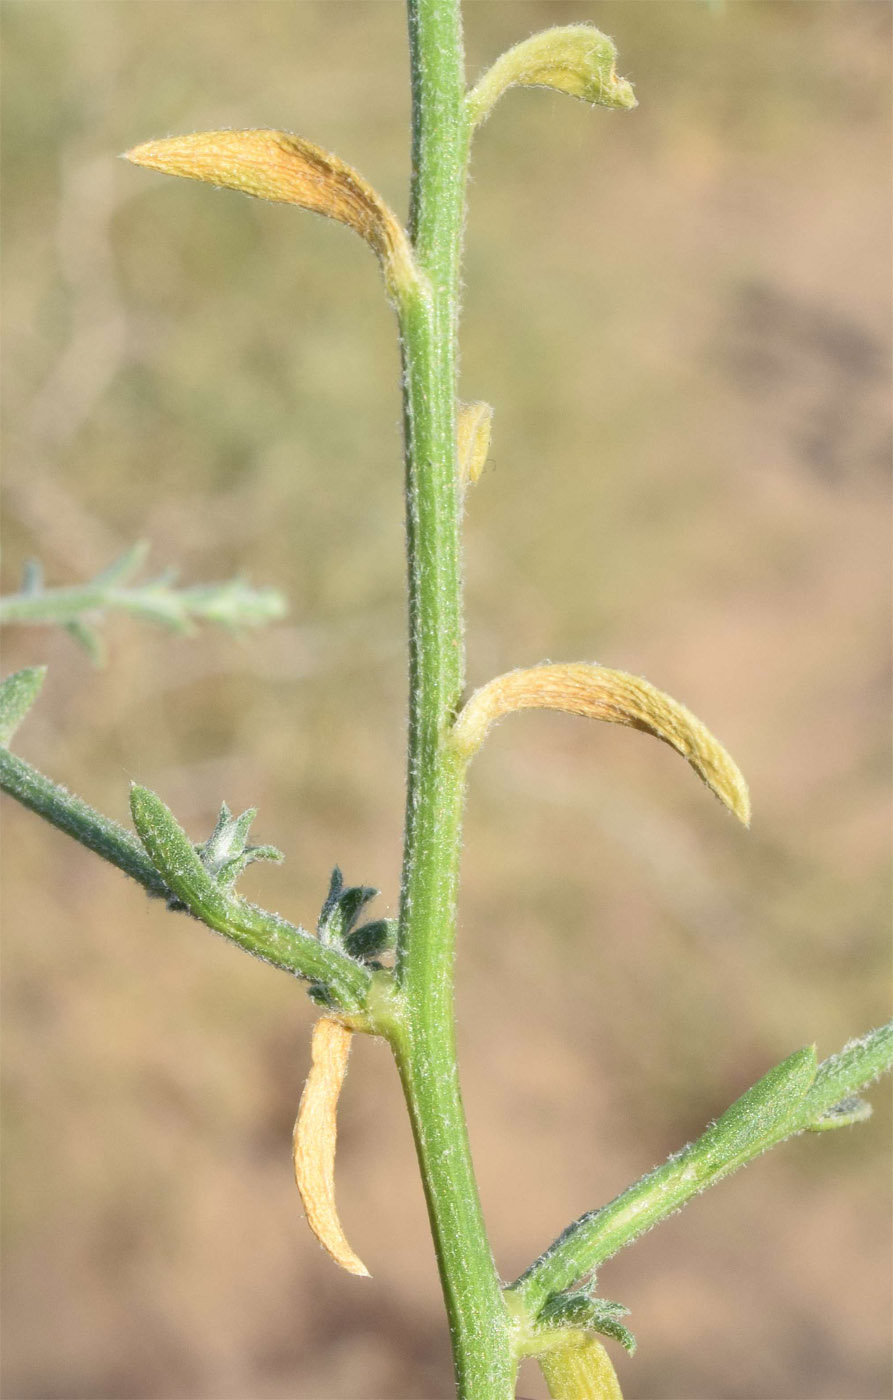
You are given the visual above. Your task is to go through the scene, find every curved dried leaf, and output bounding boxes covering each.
[468,25,636,130]
[293,1017,369,1277]
[538,1336,624,1400]
[126,129,416,295]
[451,662,750,825]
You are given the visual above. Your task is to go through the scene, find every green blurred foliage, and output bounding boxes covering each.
[1,3,890,1398]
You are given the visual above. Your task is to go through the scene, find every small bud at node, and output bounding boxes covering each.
[457,401,494,487]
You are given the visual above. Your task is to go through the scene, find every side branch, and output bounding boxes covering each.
[0,747,371,1009]
[510,1025,893,1318]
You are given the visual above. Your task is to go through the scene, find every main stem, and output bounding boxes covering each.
[393,1,515,1396]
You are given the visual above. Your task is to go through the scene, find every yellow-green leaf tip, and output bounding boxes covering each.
[468,25,637,129]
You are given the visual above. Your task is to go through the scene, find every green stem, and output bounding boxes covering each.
[392,1,514,1396]
[0,746,168,896]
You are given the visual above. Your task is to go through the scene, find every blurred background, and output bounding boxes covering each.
[1,3,890,1397]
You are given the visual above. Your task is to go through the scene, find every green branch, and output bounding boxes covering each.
[509,1024,893,1319]
[0,542,286,662]
[0,670,369,1010]
[0,743,169,897]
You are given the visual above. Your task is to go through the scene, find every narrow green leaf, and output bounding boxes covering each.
[539,1292,636,1355]
[0,668,46,746]
[21,559,43,593]
[64,619,105,664]
[90,540,151,587]
[216,844,284,892]
[317,868,379,947]
[694,1045,817,1168]
[130,784,233,924]
[336,885,378,934]
[195,802,283,892]
[798,1022,893,1127]
[318,867,345,944]
[344,918,398,962]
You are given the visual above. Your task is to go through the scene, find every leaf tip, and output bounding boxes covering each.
[0,666,48,747]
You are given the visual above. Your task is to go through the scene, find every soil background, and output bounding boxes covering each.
[2,3,890,1398]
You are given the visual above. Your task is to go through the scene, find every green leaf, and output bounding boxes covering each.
[90,540,151,587]
[0,667,46,747]
[130,784,233,923]
[694,1045,817,1169]
[195,802,283,893]
[64,619,106,664]
[317,867,379,947]
[539,1291,636,1355]
[344,918,398,963]
[318,867,345,932]
[0,545,287,654]
[798,1022,893,1127]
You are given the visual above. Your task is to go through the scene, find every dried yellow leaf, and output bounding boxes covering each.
[125,129,416,297]
[450,662,750,826]
[293,1016,369,1277]
[538,1336,624,1400]
[457,401,494,487]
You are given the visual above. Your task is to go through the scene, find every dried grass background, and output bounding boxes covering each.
[1,3,890,1398]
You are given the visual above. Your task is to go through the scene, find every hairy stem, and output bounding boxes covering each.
[0,746,168,896]
[393,1,514,1395]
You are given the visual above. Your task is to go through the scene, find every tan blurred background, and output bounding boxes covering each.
[1,3,890,1397]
